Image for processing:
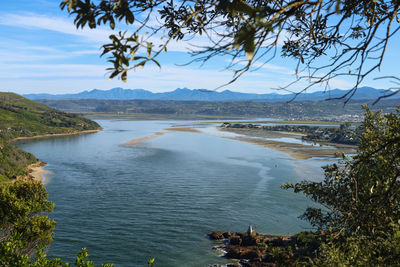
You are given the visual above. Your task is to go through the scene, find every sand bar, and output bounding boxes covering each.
[232,137,355,160]
[124,132,164,146]
[164,127,201,133]
[220,128,356,160]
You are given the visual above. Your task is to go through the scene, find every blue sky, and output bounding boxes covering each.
[1,0,399,95]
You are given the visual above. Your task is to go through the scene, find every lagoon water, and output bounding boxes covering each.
[17,119,329,266]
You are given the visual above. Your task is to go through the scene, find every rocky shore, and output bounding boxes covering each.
[208,229,320,266]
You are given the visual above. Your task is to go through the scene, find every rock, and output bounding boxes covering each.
[237,232,246,239]
[240,261,277,267]
[209,231,225,240]
[226,245,265,261]
[209,231,292,266]
[229,235,242,245]
[209,263,240,267]
[241,235,259,246]
[223,232,233,238]
[211,245,225,251]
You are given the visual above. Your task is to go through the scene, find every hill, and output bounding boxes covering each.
[0,92,101,182]
[37,98,399,122]
[0,92,100,139]
[23,87,400,102]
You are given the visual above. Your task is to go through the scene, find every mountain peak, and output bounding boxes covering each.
[23,87,399,102]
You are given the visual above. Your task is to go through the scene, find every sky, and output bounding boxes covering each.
[1,0,400,95]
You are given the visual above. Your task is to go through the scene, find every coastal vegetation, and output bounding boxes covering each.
[283,106,400,265]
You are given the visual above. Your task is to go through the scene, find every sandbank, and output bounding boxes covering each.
[164,127,201,133]
[220,128,356,160]
[124,132,164,146]
[232,137,355,160]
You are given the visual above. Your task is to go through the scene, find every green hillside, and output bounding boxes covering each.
[0,92,100,139]
[0,92,101,182]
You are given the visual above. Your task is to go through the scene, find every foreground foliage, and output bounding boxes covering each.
[0,180,54,256]
[283,106,400,265]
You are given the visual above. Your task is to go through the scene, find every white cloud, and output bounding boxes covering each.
[0,13,113,43]
[0,61,289,94]
[0,63,107,79]
[0,46,101,63]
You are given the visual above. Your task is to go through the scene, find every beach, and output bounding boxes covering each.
[14,161,49,185]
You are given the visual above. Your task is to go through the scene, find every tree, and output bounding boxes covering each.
[282,106,400,265]
[0,180,55,258]
[61,0,400,101]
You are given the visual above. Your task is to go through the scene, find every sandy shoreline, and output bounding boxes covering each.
[124,132,165,146]
[13,161,49,184]
[10,129,102,142]
[220,128,356,160]
[9,128,102,184]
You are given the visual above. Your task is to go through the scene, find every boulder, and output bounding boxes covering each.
[229,235,242,245]
[240,261,277,267]
[226,246,264,261]
[223,232,233,238]
[241,235,259,246]
[209,231,224,240]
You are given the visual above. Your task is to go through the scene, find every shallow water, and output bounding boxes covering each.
[17,119,331,266]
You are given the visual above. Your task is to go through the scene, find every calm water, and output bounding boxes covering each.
[17,119,329,266]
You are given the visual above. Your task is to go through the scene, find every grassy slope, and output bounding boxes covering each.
[0,92,100,139]
[0,92,101,182]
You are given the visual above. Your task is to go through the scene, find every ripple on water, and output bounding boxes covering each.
[17,119,327,266]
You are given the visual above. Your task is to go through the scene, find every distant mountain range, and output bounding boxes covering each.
[23,87,400,102]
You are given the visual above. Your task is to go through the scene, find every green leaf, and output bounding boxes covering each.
[146,42,153,58]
